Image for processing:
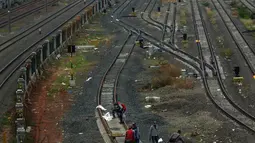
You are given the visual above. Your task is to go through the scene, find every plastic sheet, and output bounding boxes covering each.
[102,112,113,121]
[96,105,107,111]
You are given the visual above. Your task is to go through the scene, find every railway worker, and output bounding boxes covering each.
[167,130,184,143]
[132,123,140,143]
[125,125,135,143]
[38,28,42,34]
[149,121,159,143]
[112,101,126,124]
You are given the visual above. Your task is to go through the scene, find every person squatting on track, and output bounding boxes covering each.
[112,101,126,124]
[167,130,184,143]
[149,121,159,143]
[132,123,140,143]
[125,125,135,143]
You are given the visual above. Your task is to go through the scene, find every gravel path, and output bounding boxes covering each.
[62,13,131,142]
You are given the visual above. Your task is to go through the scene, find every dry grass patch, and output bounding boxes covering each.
[151,64,194,89]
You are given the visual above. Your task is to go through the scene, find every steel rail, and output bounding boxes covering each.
[240,0,255,13]
[0,0,81,50]
[0,0,40,17]
[162,2,171,42]
[0,0,96,88]
[114,18,255,133]
[97,33,132,143]
[192,0,255,132]
[212,0,255,75]
[0,0,59,28]
[120,17,216,73]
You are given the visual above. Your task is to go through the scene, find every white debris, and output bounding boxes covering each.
[158,138,163,142]
[26,126,31,133]
[56,54,61,60]
[102,112,113,121]
[145,96,160,103]
[79,132,83,135]
[96,105,107,111]
[61,82,66,85]
[94,48,98,50]
[145,105,152,108]
[217,89,221,92]
[86,77,92,81]
[232,129,235,131]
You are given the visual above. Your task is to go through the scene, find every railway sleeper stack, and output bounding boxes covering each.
[13,0,109,142]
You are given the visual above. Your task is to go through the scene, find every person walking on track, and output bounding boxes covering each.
[125,125,135,143]
[132,123,140,143]
[168,130,185,143]
[112,101,126,124]
[149,121,159,143]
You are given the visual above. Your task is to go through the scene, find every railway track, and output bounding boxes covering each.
[240,0,255,14]
[191,0,255,133]
[0,0,83,89]
[0,0,59,28]
[211,0,255,75]
[0,0,38,16]
[0,0,98,111]
[97,33,138,143]
[112,0,255,133]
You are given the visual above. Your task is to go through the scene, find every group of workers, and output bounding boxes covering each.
[111,102,185,143]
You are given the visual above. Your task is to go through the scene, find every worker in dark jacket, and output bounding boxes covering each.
[132,123,140,143]
[168,130,184,143]
[112,102,126,123]
[125,125,135,143]
[149,121,159,143]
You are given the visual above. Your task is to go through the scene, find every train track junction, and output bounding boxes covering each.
[0,0,255,142]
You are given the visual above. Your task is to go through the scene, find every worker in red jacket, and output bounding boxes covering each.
[125,125,135,143]
[112,101,126,123]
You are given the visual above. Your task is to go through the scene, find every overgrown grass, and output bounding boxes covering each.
[182,40,188,48]
[180,8,187,26]
[201,1,210,7]
[240,19,255,30]
[151,64,194,89]
[0,112,11,126]
[237,6,251,19]
[206,7,216,25]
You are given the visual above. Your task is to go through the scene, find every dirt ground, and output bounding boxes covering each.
[134,49,253,142]
[24,15,113,143]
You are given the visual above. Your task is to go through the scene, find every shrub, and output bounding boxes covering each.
[221,48,233,58]
[159,64,181,77]
[238,6,251,19]
[202,2,210,7]
[173,78,194,89]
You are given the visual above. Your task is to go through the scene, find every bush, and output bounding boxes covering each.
[221,48,233,58]
[202,2,210,7]
[173,78,194,89]
[238,6,251,19]
[159,64,181,77]
[240,19,255,30]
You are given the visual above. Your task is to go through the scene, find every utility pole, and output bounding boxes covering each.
[8,0,11,33]
[45,0,48,12]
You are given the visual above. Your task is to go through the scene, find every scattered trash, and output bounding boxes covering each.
[232,128,235,131]
[162,109,167,112]
[149,65,160,68]
[56,54,61,59]
[96,105,107,111]
[86,77,92,81]
[144,105,151,108]
[217,89,221,92]
[79,132,83,135]
[61,82,66,85]
[26,126,31,133]
[102,112,113,121]
[94,48,98,50]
